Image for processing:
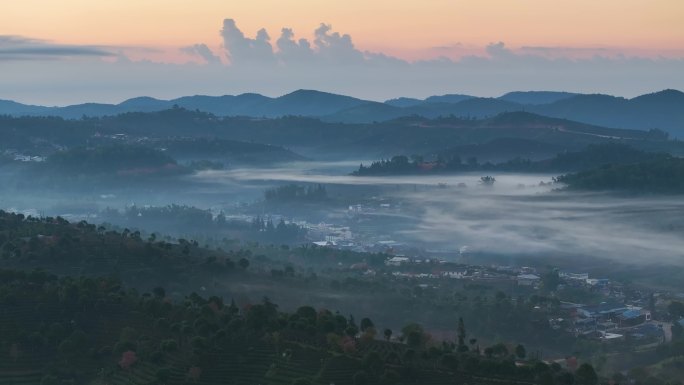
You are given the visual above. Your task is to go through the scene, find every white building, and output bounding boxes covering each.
[386,256,410,266]
[517,274,541,286]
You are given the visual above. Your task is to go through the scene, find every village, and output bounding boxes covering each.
[380,254,672,347]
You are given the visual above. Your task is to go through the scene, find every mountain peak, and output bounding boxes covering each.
[118,96,165,107]
[631,89,684,101]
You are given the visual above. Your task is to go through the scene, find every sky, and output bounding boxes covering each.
[1,0,683,105]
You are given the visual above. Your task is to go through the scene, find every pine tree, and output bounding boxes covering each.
[457,317,468,352]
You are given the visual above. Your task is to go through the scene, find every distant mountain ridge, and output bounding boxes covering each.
[2,108,682,161]
[1,89,683,136]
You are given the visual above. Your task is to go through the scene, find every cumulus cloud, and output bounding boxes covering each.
[0,35,114,60]
[485,41,513,58]
[313,23,364,64]
[218,19,368,67]
[276,28,314,63]
[220,19,275,65]
[181,43,222,64]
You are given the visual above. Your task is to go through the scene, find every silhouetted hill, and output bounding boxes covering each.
[41,145,183,176]
[384,97,424,107]
[0,99,52,115]
[153,137,307,164]
[118,96,170,110]
[424,93,474,104]
[499,91,579,105]
[386,92,577,108]
[331,89,684,136]
[173,93,271,115]
[326,97,522,123]
[534,90,684,136]
[0,90,372,120]
[2,89,682,135]
[384,94,474,107]
[2,109,681,160]
[557,156,684,193]
[439,138,567,163]
[59,102,132,118]
[253,89,368,117]
[326,102,406,123]
[436,97,521,117]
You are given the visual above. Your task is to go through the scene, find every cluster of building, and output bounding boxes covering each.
[380,257,665,345]
[384,257,535,282]
[306,222,353,244]
[561,301,662,343]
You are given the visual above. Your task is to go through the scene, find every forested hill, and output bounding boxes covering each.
[2,109,680,160]
[0,268,595,385]
[0,211,600,385]
[555,157,684,194]
[44,145,182,176]
[353,143,672,176]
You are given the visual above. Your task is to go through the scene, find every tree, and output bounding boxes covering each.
[479,176,495,186]
[295,306,317,322]
[402,323,426,348]
[457,317,467,352]
[383,328,392,341]
[668,301,684,320]
[575,363,598,385]
[228,299,239,315]
[542,269,561,292]
[360,317,374,332]
[487,343,508,358]
[515,344,527,359]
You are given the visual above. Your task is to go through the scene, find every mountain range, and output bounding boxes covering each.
[1,89,683,136]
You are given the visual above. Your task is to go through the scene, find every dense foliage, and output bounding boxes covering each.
[44,145,182,176]
[353,143,672,176]
[556,157,684,193]
[0,268,598,385]
[99,205,308,244]
[1,109,680,163]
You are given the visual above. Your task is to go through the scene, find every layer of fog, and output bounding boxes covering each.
[196,164,684,265]
[3,158,684,266]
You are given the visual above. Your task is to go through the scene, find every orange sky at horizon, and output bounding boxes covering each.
[2,0,683,61]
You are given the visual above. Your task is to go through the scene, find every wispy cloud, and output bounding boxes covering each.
[0,35,114,60]
[180,44,222,65]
